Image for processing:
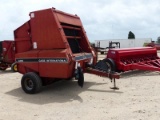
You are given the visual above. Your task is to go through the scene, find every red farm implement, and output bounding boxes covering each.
[146,42,160,50]
[14,8,120,94]
[0,40,17,71]
[106,47,160,72]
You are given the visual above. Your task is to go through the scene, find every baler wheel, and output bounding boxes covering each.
[103,58,116,72]
[21,72,42,94]
[11,62,17,72]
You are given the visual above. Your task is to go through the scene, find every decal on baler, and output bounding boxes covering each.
[30,13,35,18]
[3,48,6,51]
[16,58,68,63]
[75,53,93,61]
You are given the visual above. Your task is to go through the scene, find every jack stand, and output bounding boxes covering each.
[110,78,119,90]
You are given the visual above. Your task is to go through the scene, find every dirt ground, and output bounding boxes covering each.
[1,53,160,120]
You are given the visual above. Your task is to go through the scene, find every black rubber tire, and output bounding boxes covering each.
[102,58,116,72]
[100,51,104,54]
[21,72,42,94]
[0,67,7,71]
[11,62,17,72]
[77,67,84,88]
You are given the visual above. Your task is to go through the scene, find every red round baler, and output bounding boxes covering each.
[14,8,119,94]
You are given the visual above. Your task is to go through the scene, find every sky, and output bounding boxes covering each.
[0,0,160,42]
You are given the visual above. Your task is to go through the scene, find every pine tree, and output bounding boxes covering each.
[157,37,160,43]
[128,31,135,39]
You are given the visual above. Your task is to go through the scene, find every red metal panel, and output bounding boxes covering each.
[15,51,39,73]
[107,47,159,72]
[14,21,31,53]
[2,41,15,63]
[14,21,30,38]
[15,38,32,53]
[146,42,160,50]
[29,8,66,49]
[131,63,160,71]
[56,10,81,26]
[38,49,74,78]
[39,63,72,78]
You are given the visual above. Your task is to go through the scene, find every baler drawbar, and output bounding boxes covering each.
[14,8,120,94]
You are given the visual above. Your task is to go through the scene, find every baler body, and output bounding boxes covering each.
[0,40,15,70]
[14,8,96,79]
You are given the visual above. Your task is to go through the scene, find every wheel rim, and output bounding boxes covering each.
[24,78,34,90]
[13,64,17,71]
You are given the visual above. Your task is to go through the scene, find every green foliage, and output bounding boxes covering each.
[157,37,160,43]
[128,31,135,39]
[143,42,149,47]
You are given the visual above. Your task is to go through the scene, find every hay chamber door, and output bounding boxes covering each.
[61,23,83,53]
[55,9,92,55]
[61,22,93,56]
